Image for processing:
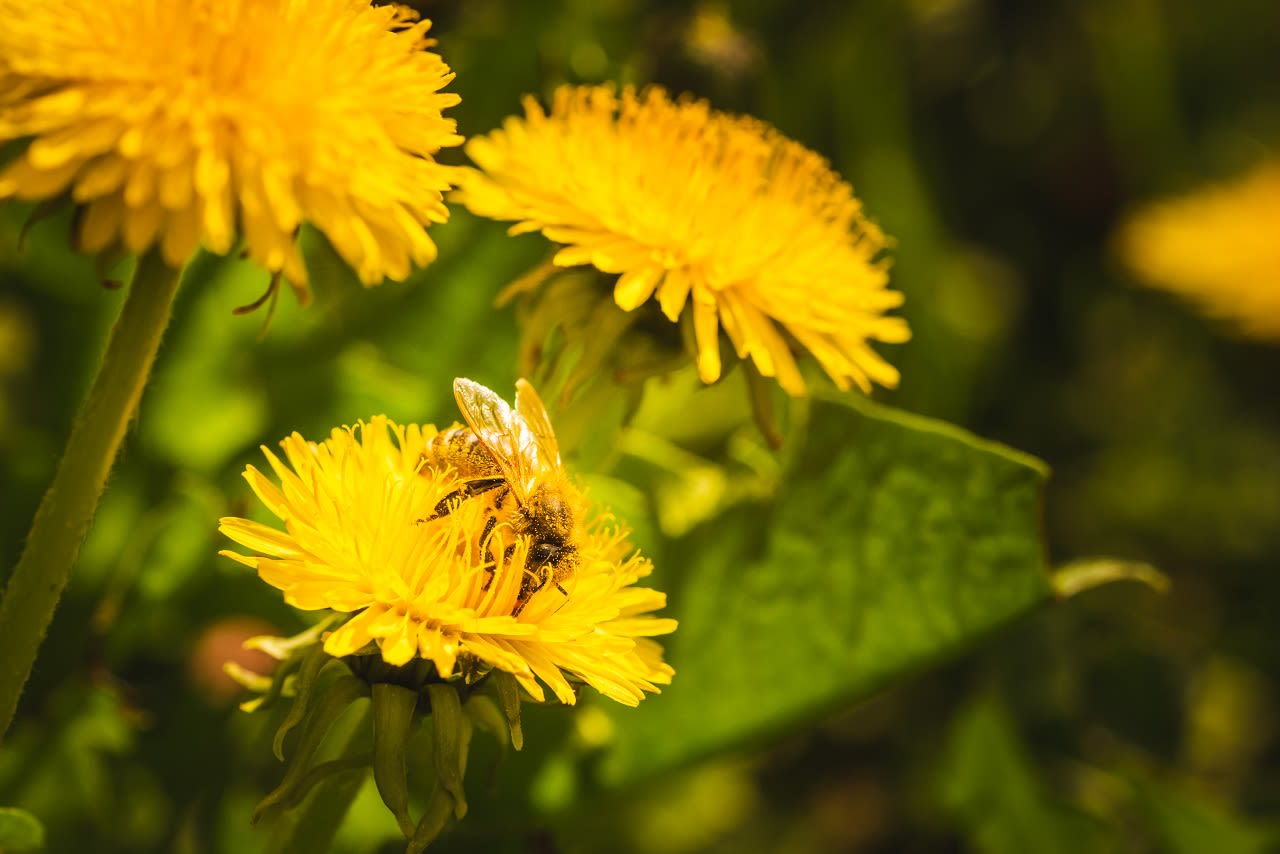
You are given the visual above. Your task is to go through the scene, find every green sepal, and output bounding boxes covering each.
[559,292,642,402]
[406,781,457,854]
[510,271,597,384]
[463,694,509,789]
[254,674,369,823]
[258,752,372,817]
[19,197,69,251]
[742,358,782,449]
[233,617,334,714]
[426,683,471,820]
[372,682,420,838]
[491,671,524,751]
[273,643,335,761]
[462,694,507,746]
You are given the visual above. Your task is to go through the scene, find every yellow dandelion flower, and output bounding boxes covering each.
[0,0,462,290]
[455,84,911,396]
[219,414,675,707]
[1119,161,1280,339]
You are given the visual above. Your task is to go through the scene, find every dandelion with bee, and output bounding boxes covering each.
[1,2,1239,853]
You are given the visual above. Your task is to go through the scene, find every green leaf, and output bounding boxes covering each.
[934,694,1108,854]
[599,393,1053,784]
[1133,778,1278,854]
[0,806,45,851]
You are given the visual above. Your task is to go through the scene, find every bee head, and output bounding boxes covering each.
[530,540,561,567]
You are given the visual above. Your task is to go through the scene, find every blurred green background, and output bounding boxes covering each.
[2,0,1279,851]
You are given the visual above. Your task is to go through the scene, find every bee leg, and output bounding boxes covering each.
[479,514,497,591]
[423,492,463,523]
[544,582,572,617]
[421,477,506,522]
[492,484,510,511]
[510,559,539,618]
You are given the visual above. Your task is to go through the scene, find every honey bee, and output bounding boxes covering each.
[422,378,579,611]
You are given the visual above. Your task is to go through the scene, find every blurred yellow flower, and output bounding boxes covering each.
[0,0,461,290]
[1120,161,1280,339]
[456,85,910,396]
[219,415,675,707]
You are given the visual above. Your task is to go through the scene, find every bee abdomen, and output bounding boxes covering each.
[423,428,502,480]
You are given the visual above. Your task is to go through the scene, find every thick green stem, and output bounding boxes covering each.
[0,250,184,740]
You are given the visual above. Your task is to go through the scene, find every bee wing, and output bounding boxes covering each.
[515,379,562,469]
[453,377,538,499]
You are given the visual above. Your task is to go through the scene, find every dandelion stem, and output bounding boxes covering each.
[0,250,184,740]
